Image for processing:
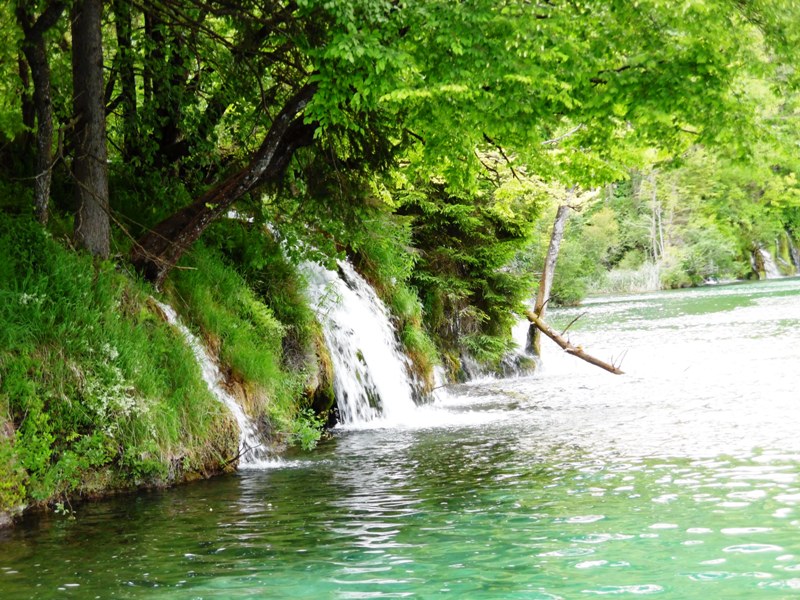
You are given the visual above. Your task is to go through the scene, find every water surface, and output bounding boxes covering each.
[2,278,800,599]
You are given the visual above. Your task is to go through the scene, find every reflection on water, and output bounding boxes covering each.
[1,278,800,598]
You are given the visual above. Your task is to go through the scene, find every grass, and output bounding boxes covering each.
[166,242,310,440]
[0,213,237,514]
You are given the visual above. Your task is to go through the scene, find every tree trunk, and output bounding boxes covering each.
[72,0,110,258]
[527,202,570,355]
[18,55,35,131]
[649,172,663,261]
[15,1,66,225]
[130,84,318,287]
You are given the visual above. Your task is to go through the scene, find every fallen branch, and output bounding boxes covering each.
[525,310,624,375]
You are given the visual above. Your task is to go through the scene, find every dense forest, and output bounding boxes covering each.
[1,0,799,522]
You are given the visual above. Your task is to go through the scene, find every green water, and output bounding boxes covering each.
[2,278,800,599]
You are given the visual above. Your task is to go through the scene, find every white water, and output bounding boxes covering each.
[304,261,419,427]
[758,247,782,279]
[155,301,279,468]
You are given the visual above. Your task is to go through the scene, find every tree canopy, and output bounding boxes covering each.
[0,0,798,284]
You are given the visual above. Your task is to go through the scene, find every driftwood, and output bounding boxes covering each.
[525,310,624,375]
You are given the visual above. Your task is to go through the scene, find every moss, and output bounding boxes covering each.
[0,420,27,519]
[307,325,336,424]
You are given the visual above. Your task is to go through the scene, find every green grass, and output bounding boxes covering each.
[0,214,236,513]
[167,243,309,439]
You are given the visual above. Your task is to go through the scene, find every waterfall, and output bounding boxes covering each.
[304,260,419,426]
[758,248,782,279]
[155,301,276,467]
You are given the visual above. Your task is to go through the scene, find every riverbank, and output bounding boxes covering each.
[0,214,334,526]
[2,186,539,528]
[585,255,797,300]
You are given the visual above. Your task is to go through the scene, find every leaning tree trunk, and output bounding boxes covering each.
[15,0,66,225]
[72,0,110,258]
[527,202,570,356]
[130,84,318,287]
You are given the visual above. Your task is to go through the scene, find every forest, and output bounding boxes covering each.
[1,0,799,522]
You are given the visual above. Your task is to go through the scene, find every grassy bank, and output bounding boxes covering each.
[0,195,529,523]
[0,214,330,522]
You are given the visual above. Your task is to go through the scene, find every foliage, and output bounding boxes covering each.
[203,218,318,369]
[548,133,800,299]
[289,408,326,451]
[398,177,546,371]
[4,0,800,261]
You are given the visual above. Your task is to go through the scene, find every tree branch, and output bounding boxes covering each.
[542,123,584,146]
[526,310,624,375]
[483,132,520,181]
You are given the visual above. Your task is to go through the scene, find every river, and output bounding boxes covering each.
[2,277,800,599]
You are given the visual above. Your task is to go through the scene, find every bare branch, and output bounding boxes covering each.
[482,132,520,181]
[559,311,586,336]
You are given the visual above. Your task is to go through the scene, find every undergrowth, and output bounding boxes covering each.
[0,213,236,514]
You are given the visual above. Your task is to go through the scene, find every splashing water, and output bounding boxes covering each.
[304,261,419,427]
[155,301,279,468]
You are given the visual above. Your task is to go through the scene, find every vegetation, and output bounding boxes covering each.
[546,145,800,301]
[1,0,799,518]
[0,212,237,512]
[398,178,546,374]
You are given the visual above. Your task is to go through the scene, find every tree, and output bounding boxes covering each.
[527,202,570,356]
[2,0,798,283]
[71,0,109,258]
[130,83,318,285]
[14,0,65,224]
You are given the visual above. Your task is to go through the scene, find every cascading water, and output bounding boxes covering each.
[758,247,782,279]
[155,301,276,467]
[304,260,419,426]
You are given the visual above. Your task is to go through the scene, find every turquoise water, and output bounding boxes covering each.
[2,278,800,599]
